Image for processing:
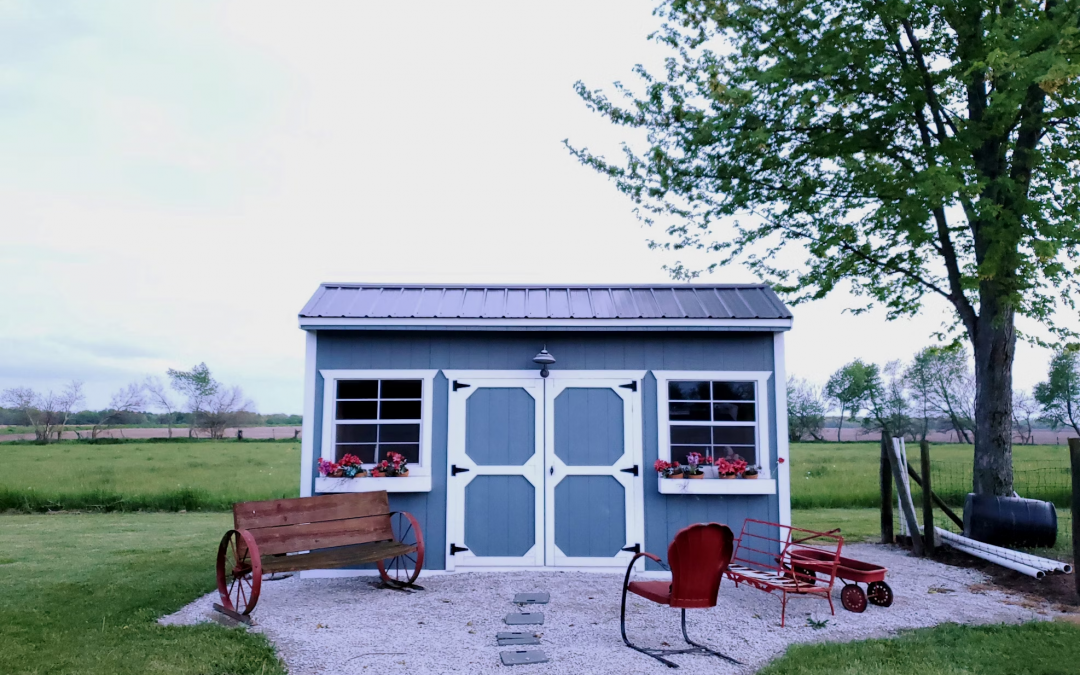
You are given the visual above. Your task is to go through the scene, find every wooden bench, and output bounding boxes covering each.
[724,519,842,626]
[215,491,424,619]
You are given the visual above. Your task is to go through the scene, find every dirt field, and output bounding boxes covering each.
[0,426,301,442]
[816,427,1077,445]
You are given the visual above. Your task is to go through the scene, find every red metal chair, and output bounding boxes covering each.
[619,523,740,668]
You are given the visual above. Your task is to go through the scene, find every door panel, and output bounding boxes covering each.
[554,475,627,558]
[544,374,644,568]
[447,376,543,569]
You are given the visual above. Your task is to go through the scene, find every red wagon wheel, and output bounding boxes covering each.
[377,512,424,587]
[867,581,894,607]
[217,529,262,615]
[840,583,867,613]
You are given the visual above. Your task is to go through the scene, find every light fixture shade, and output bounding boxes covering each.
[532,348,556,366]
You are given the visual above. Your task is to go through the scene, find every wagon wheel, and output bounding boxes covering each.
[793,566,818,585]
[867,581,894,607]
[377,512,425,587]
[840,583,867,613]
[216,529,262,615]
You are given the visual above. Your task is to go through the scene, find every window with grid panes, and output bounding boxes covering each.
[333,379,423,466]
[667,380,757,465]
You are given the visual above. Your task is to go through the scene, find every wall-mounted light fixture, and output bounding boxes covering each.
[532,346,556,378]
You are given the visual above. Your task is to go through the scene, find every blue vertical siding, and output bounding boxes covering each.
[312,330,779,571]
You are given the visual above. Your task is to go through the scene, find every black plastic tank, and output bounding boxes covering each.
[963,494,1057,548]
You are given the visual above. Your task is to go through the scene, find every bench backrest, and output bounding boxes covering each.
[233,492,394,556]
[732,519,843,588]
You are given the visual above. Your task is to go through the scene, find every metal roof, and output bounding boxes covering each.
[299,283,793,322]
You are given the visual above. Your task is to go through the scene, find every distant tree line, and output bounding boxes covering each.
[788,345,1077,445]
[1,363,300,443]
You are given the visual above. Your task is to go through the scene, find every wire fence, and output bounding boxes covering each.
[921,460,1073,560]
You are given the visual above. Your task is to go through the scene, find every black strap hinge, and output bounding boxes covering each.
[450,543,469,555]
[453,381,471,392]
[618,381,638,392]
[621,543,641,554]
[451,464,470,476]
[620,465,639,476]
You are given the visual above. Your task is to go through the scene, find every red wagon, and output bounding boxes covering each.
[787,548,893,613]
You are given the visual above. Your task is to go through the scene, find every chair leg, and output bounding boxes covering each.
[621,562,679,668]
[680,609,741,665]
[780,592,787,628]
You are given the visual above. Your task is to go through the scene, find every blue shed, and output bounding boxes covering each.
[297,283,793,573]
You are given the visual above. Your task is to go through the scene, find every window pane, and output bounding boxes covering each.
[336,444,376,463]
[337,401,377,420]
[713,426,756,445]
[713,402,756,422]
[670,425,712,445]
[668,402,710,421]
[669,381,711,401]
[338,380,378,399]
[672,445,711,462]
[381,380,422,399]
[379,424,420,443]
[713,381,755,401]
[380,400,422,420]
[337,424,377,443]
[379,443,420,465]
[713,445,756,464]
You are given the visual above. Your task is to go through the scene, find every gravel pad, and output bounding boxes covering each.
[162,544,1065,673]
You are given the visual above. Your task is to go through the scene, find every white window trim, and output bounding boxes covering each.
[654,370,773,483]
[318,369,438,492]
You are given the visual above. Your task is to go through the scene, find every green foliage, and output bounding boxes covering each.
[569,0,1080,333]
[825,360,878,440]
[0,513,285,675]
[168,362,219,412]
[1035,347,1080,436]
[759,621,1080,675]
[0,441,299,512]
[906,345,975,442]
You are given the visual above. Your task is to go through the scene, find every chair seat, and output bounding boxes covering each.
[627,580,672,605]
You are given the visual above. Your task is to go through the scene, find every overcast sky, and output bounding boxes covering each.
[0,1,1059,414]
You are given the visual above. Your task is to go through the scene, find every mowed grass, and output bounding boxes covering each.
[0,441,300,512]
[760,621,1080,675]
[790,442,1070,508]
[0,512,285,675]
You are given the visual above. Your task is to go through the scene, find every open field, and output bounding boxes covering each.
[0,440,299,511]
[0,425,302,442]
[791,442,1071,509]
[0,512,284,675]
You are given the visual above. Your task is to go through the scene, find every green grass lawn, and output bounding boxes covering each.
[0,512,285,675]
[790,442,1070,508]
[760,621,1080,675]
[0,440,300,511]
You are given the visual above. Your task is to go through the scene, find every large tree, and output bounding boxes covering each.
[569,0,1080,495]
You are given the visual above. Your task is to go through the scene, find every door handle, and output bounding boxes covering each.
[620,465,639,476]
[549,466,554,476]
[451,465,470,476]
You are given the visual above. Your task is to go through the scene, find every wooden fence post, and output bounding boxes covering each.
[887,436,924,556]
[920,440,935,557]
[881,435,894,544]
[1069,438,1080,602]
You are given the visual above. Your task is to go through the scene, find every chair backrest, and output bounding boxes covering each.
[667,523,734,609]
[730,519,843,590]
[233,491,394,556]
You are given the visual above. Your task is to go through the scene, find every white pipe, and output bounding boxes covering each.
[946,541,1046,579]
[936,528,1072,574]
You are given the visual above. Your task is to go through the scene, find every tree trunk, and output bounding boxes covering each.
[836,403,845,442]
[971,302,1016,496]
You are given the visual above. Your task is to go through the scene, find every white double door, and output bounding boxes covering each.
[445,370,645,570]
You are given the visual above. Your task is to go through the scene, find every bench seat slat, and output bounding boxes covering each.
[247,515,394,557]
[261,541,417,573]
[234,492,391,530]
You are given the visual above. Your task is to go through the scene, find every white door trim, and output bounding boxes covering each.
[445,374,545,571]
[543,372,646,569]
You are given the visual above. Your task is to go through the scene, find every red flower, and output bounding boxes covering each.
[653,459,671,473]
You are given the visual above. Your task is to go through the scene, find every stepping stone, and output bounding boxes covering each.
[500,649,548,666]
[504,612,544,625]
[497,631,541,646]
[513,592,550,605]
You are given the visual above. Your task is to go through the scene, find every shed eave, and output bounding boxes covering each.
[298,317,793,330]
